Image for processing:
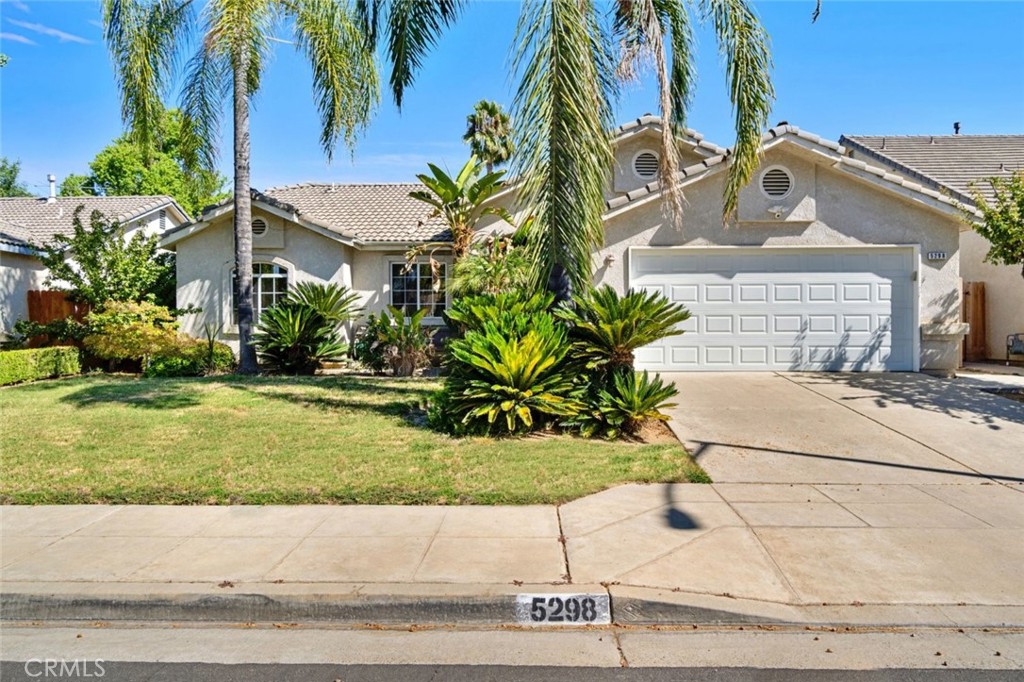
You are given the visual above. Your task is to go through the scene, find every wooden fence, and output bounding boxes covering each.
[961,282,986,363]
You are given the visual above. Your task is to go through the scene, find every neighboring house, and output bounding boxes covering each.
[162,116,977,373]
[839,134,1024,363]
[0,184,190,336]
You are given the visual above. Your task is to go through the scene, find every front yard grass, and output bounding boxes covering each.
[0,374,708,505]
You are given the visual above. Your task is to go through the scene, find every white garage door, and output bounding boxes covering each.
[630,247,917,372]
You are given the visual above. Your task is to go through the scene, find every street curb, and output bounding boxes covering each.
[4,583,1024,629]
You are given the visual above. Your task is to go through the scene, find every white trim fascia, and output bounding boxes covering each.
[0,241,38,256]
[159,201,358,249]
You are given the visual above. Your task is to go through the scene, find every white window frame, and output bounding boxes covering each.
[231,261,289,327]
[386,257,449,324]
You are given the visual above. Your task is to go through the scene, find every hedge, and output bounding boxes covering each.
[0,347,82,386]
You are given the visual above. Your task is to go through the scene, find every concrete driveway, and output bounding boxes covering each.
[664,372,1024,486]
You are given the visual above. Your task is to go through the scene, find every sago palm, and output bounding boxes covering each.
[463,99,514,174]
[103,0,378,373]
[557,285,691,373]
[408,156,510,260]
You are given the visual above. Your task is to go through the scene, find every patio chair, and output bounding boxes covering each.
[1008,333,1024,365]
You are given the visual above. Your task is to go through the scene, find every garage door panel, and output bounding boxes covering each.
[631,247,915,372]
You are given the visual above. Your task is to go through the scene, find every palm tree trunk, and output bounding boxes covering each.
[233,47,258,374]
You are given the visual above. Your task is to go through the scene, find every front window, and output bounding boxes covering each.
[233,263,288,324]
[391,261,446,318]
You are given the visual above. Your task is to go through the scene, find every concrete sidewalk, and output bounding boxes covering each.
[4,480,1024,628]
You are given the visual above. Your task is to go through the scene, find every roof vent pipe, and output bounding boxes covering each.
[47,174,57,203]
[954,122,961,135]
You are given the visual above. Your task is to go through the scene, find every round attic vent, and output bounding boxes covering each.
[760,166,793,198]
[251,217,268,236]
[633,151,659,180]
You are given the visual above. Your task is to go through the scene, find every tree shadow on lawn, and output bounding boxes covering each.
[220,376,433,422]
[57,378,204,410]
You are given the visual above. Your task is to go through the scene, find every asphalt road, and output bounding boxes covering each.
[2,662,1022,682]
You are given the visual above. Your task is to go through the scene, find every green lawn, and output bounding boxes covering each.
[0,374,707,505]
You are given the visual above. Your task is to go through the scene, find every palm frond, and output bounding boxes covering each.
[103,0,196,157]
[377,0,464,108]
[702,0,774,219]
[287,0,380,159]
[179,36,231,170]
[511,0,617,297]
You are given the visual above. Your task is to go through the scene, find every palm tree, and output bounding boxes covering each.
[103,0,378,374]
[463,100,514,174]
[409,156,510,261]
[367,0,774,300]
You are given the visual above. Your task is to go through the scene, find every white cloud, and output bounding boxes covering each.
[0,31,35,45]
[4,1,31,14]
[7,18,92,45]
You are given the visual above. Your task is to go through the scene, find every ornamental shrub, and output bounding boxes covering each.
[566,370,679,440]
[253,304,348,375]
[82,301,179,367]
[438,313,581,436]
[0,347,81,386]
[144,336,235,377]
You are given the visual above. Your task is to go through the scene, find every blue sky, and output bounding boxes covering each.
[1,0,1022,197]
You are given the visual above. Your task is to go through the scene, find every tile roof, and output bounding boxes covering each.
[613,114,730,156]
[605,124,972,216]
[839,135,1024,204]
[0,195,182,247]
[195,183,450,244]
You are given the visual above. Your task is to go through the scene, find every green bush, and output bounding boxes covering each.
[0,347,81,386]
[352,313,391,373]
[567,370,679,440]
[253,304,348,375]
[555,285,690,376]
[284,282,363,324]
[439,314,581,435]
[83,301,179,365]
[144,337,235,377]
[354,307,435,376]
[445,291,554,335]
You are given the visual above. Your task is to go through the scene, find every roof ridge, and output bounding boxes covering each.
[844,134,1024,139]
[265,181,423,192]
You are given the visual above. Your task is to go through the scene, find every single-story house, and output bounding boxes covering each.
[0,183,190,336]
[839,134,1024,363]
[162,116,983,373]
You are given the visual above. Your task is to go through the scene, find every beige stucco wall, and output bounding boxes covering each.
[609,131,707,197]
[174,208,354,351]
[960,230,1024,361]
[594,147,965,371]
[0,251,48,337]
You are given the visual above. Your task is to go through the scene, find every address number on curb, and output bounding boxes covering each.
[514,594,610,625]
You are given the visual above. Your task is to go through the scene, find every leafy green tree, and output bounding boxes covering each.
[58,110,227,217]
[409,156,509,260]
[969,172,1024,280]
[463,100,514,173]
[35,207,174,308]
[59,174,96,197]
[103,0,378,374]
[0,157,33,197]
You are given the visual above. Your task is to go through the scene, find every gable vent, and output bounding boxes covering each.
[158,209,167,231]
[633,151,659,179]
[252,217,268,236]
[760,167,793,198]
